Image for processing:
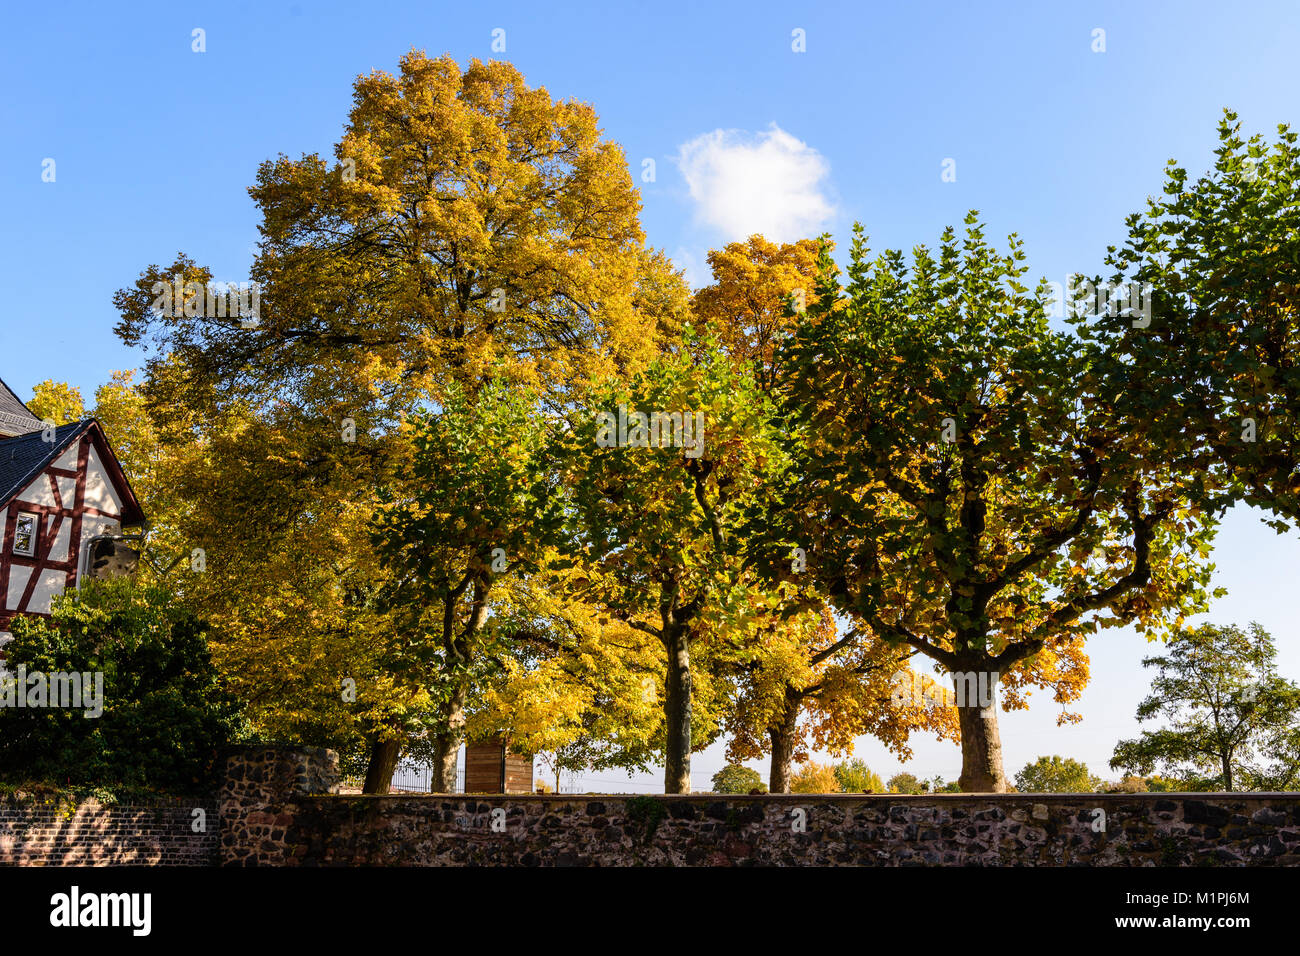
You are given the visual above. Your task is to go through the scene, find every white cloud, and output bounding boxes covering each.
[676,124,837,244]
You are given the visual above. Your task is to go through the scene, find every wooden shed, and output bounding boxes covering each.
[464,735,534,793]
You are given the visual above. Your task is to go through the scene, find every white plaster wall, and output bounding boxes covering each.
[56,474,76,507]
[17,473,57,508]
[48,515,69,563]
[29,568,67,614]
[83,445,123,515]
[52,445,79,470]
[6,566,32,609]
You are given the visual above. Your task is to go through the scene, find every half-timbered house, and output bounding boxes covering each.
[0,377,145,650]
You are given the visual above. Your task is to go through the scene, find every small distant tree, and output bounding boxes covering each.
[712,764,766,794]
[887,772,929,794]
[790,761,841,793]
[1104,776,1149,793]
[833,757,883,793]
[1014,756,1101,793]
[1110,623,1300,791]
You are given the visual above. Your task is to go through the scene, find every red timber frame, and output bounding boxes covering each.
[0,424,141,630]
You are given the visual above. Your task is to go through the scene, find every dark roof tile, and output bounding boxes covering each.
[0,377,43,438]
[0,421,89,507]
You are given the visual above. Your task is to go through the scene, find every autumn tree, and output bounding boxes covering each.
[1087,112,1300,531]
[723,603,958,792]
[110,51,682,790]
[789,761,840,793]
[370,378,565,790]
[690,235,823,392]
[832,757,883,793]
[87,367,425,789]
[468,565,668,785]
[1110,622,1300,791]
[113,51,675,423]
[765,218,1220,791]
[26,380,84,425]
[560,330,786,792]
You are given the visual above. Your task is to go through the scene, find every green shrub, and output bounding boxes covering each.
[0,579,246,793]
[1013,756,1101,793]
[832,758,882,793]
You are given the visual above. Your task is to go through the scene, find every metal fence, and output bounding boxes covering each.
[340,765,601,793]
[389,763,466,793]
[340,763,465,793]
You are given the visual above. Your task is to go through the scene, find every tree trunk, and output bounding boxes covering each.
[663,625,693,794]
[430,683,468,792]
[362,735,401,794]
[1222,752,1234,792]
[768,687,802,793]
[429,575,488,793]
[955,671,1007,792]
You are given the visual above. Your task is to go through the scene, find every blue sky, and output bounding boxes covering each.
[4,0,1299,790]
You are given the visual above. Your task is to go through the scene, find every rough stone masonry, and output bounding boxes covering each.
[219,747,1300,867]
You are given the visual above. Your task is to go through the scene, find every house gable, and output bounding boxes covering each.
[0,419,145,635]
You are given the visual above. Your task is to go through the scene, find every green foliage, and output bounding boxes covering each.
[833,757,883,793]
[1110,622,1300,791]
[1014,755,1102,793]
[0,579,247,793]
[557,329,791,783]
[1091,111,1300,530]
[763,215,1221,791]
[368,377,567,766]
[711,763,766,794]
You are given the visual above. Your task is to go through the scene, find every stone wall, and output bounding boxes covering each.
[0,791,218,865]
[220,747,1300,867]
[219,745,339,866]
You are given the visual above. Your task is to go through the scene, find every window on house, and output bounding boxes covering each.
[13,512,38,557]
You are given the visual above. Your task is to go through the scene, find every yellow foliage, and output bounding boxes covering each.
[27,380,84,425]
[789,760,841,794]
